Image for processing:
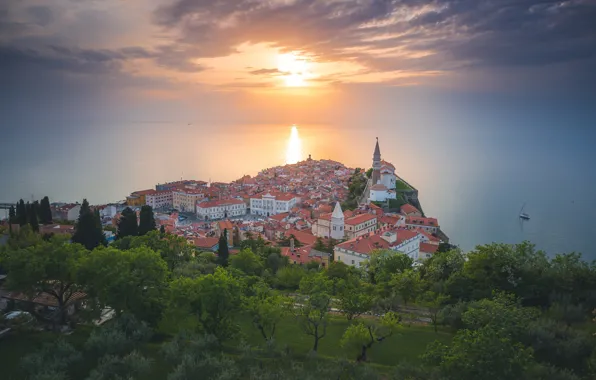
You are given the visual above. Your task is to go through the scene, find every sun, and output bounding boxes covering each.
[285,125,303,164]
[277,52,309,87]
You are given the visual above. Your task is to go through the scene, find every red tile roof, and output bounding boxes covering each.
[132,189,157,196]
[345,213,377,226]
[197,198,245,208]
[193,237,219,249]
[421,242,439,254]
[284,229,318,246]
[406,216,439,227]
[269,212,290,221]
[336,235,389,255]
[401,204,420,215]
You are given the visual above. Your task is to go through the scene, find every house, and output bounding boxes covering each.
[196,198,247,220]
[39,224,75,236]
[51,204,81,221]
[126,189,155,206]
[1,287,86,322]
[283,228,318,246]
[400,204,422,217]
[216,220,235,247]
[344,213,377,239]
[406,216,439,234]
[249,192,299,216]
[193,237,219,251]
[280,244,331,267]
[145,191,173,209]
[173,189,206,213]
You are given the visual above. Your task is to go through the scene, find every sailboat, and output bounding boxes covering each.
[519,203,530,220]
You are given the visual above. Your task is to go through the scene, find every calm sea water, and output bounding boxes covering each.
[1,119,595,260]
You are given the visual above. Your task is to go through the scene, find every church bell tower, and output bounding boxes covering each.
[372,137,381,185]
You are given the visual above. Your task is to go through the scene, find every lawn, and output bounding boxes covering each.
[0,317,452,379]
[395,180,412,191]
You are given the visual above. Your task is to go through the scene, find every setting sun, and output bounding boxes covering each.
[277,52,309,87]
[285,125,303,164]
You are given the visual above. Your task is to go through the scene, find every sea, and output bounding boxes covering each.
[1,119,595,260]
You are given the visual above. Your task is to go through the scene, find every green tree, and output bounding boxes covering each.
[390,269,421,305]
[8,205,16,224]
[244,283,290,342]
[419,291,449,332]
[337,280,375,321]
[265,251,288,274]
[314,237,326,252]
[230,248,263,276]
[168,268,243,341]
[217,229,230,267]
[80,246,168,325]
[295,273,332,352]
[160,224,166,236]
[1,238,87,324]
[72,199,107,250]
[365,250,413,284]
[21,339,82,380]
[28,200,40,232]
[85,314,152,357]
[340,312,400,362]
[16,199,27,226]
[275,265,305,290]
[138,205,156,236]
[39,196,53,224]
[423,327,534,380]
[117,207,138,239]
[365,168,373,178]
[86,351,151,380]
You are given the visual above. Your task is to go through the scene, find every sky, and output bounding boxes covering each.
[1,0,595,125]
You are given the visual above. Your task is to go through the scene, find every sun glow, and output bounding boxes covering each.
[277,52,310,87]
[285,125,303,164]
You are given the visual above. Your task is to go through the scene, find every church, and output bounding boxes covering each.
[369,138,397,202]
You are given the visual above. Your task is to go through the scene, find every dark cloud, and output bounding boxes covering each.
[27,5,53,26]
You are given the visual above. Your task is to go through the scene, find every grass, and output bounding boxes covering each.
[0,316,452,379]
[395,180,412,191]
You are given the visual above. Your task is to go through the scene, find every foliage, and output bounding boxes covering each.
[86,350,151,380]
[28,200,40,232]
[21,339,82,380]
[39,196,53,224]
[8,204,16,224]
[265,251,288,274]
[244,282,291,341]
[1,238,87,324]
[174,253,217,278]
[336,279,375,321]
[389,269,422,305]
[340,312,400,362]
[117,207,138,239]
[80,246,169,325]
[295,273,333,351]
[169,268,244,341]
[217,229,230,267]
[85,314,153,356]
[365,168,373,178]
[423,327,534,380]
[17,199,27,226]
[419,291,449,332]
[138,205,157,236]
[230,248,264,276]
[275,265,306,290]
[72,199,107,250]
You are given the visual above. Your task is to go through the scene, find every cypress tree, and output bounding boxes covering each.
[72,199,106,250]
[29,201,40,232]
[117,207,138,239]
[16,199,27,226]
[39,196,52,224]
[159,225,166,236]
[217,229,230,267]
[138,205,157,236]
[8,205,16,224]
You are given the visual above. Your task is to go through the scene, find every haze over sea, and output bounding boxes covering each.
[2,91,595,259]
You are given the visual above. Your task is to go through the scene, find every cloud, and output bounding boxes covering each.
[27,5,53,26]
[249,68,284,76]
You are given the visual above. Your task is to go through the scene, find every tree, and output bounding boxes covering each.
[390,269,421,305]
[423,327,534,380]
[337,280,375,321]
[85,314,152,356]
[2,238,87,324]
[72,199,106,250]
[117,207,138,239]
[138,205,156,236]
[8,205,16,224]
[28,200,40,232]
[340,312,400,362]
[265,251,287,275]
[217,229,230,267]
[21,339,82,380]
[168,268,243,341]
[160,225,166,236]
[80,246,168,325]
[16,199,27,226]
[244,283,290,342]
[314,237,326,252]
[366,168,373,178]
[39,196,53,224]
[295,273,332,352]
[275,265,305,290]
[230,248,263,276]
[365,250,413,284]
[86,351,151,380]
[419,291,449,332]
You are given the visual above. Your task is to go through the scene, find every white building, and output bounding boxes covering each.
[370,183,397,202]
[99,205,117,218]
[249,193,299,216]
[344,213,377,239]
[173,189,205,213]
[311,202,345,239]
[52,204,81,221]
[380,162,397,189]
[146,191,173,210]
[196,198,247,220]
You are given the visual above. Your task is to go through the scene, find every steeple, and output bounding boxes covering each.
[332,201,344,219]
[373,137,381,161]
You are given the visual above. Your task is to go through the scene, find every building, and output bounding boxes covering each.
[370,183,396,202]
[334,227,425,267]
[193,237,219,252]
[280,245,331,267]
[196,198,247,221]
[405,216,439,234]
[249,192,299,216]
[145,191,173,209]
[126,189,155,206]
[51,204,81,221]
[311,202,345,239]
[400,204,422,217]
[173,189,206,213]
[216,220,235,247]
[344,213,377,239]
[371,138,382,185]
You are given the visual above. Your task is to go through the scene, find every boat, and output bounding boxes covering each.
[519,203,530,220]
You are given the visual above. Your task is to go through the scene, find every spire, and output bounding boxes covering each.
[332,201,344,219]
[373,137,381,161]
